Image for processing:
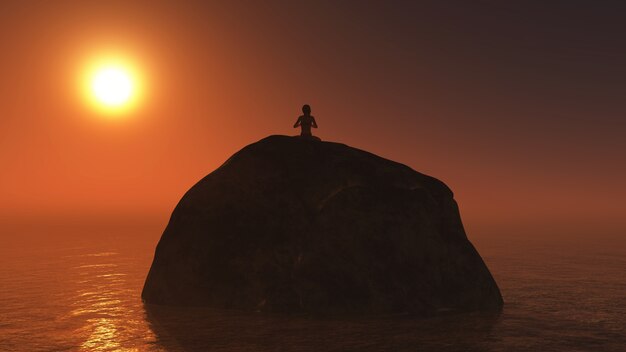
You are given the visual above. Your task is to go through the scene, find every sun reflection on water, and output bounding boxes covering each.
[68,251,148,351]
[81,318,131,352]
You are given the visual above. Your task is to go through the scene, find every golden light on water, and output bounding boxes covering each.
[80,55,145,117]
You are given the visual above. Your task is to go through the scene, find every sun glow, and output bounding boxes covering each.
[81,56,144,116]
[92,68,133,106]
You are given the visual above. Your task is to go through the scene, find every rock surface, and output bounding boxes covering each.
[142,135,503,315]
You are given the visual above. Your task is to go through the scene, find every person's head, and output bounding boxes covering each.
[302,104,311,115]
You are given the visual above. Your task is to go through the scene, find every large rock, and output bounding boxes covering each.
[142,135,503,315]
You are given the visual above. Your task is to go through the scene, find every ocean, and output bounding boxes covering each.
[1,221,624,351]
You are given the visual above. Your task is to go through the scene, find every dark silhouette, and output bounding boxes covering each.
[293,104,318,138]
[142,135,503,315]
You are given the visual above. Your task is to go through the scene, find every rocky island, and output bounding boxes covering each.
[142,135,503,315]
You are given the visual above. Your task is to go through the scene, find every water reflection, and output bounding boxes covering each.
[144,304,501,352]
[81,318,124,351]
[70,251,141,351]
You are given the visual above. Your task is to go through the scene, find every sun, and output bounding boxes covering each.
[80,56,144,116]
[92,67,133,107]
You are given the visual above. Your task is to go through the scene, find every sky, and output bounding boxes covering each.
[1,1,625,234]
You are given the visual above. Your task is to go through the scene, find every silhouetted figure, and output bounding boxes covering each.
[294,104,318,139]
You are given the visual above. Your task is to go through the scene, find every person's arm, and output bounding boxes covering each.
[311,117,318,128]
[293,116,301,128]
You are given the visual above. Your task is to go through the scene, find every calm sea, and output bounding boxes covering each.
[0,221,624,351]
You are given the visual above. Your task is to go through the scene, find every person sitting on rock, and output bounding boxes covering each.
[293,104,318,138]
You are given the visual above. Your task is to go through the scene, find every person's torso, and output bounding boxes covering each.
[300,115,314,127]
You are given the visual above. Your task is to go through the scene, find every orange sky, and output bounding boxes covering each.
[1,1,625,233]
